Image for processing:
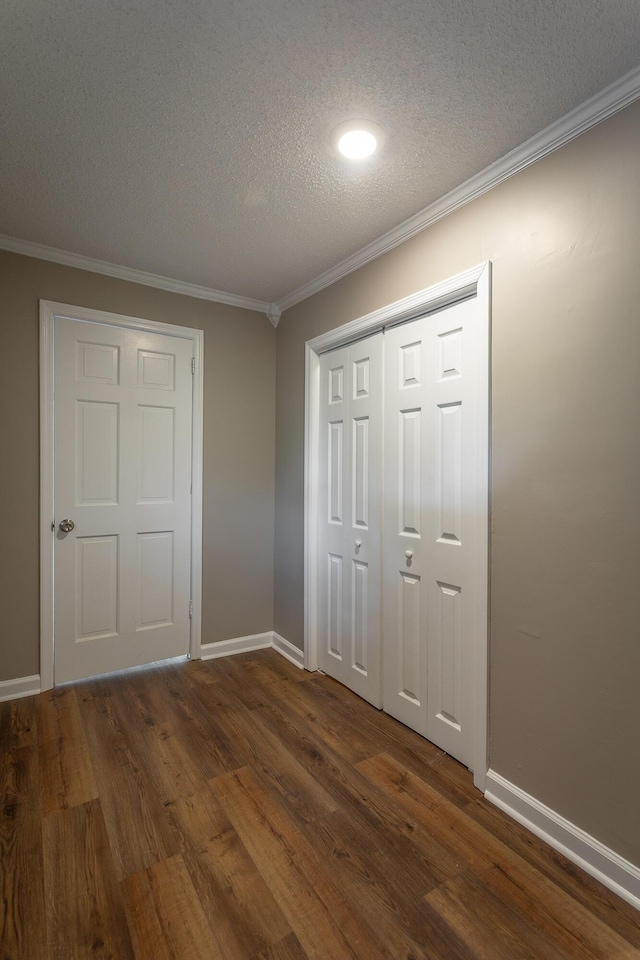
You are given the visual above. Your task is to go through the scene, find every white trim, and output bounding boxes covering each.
[0,675,42,703]
[485,770,640,912]
[272,632,304,669]
[303,341,321,673]
[1,234,269,315]
[39,300,204,689]
[39,308,55,692]
[189,328,204,662]
[304,263,491,787]
[276,64,640,312]
[266,305,282,328]
[200,631,305,669]
[472,262,491,794]
[200,632,273,660]
[307,262,485,355]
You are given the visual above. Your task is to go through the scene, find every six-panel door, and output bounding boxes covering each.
[54,317,193,683]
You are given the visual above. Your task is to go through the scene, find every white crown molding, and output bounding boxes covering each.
[275,63,640,313]
[0,233,271,315]
[266,304,282,328]
[485,770,640,912]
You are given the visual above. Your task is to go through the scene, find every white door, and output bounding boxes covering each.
[383,297,486,767]
[53,316,194,683]
[317,333,383,706]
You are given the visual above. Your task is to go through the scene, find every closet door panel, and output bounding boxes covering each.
[383,322,429,734]
[318,347,350,684]
[384,298,482,766]
[318,334,383,707]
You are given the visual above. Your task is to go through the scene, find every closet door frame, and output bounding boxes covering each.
[304,261,491,791]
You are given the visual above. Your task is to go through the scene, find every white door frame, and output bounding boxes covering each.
[304,262,491,790]
[40,300,204,691]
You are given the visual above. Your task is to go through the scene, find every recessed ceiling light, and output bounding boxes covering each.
[331,120,385,160]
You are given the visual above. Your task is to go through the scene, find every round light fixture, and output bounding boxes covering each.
[331,120,385,160]
[338,129,377,159]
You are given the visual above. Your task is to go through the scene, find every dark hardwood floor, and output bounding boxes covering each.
[1,649,639,959]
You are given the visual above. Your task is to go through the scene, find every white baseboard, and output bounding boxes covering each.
[485,769,640,911]
[272,632,305,669]
[200,631,305,669]
[200,632,273,660]
[0,634,304,702]
[0,674,42,702]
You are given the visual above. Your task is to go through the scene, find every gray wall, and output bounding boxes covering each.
[274,100,640,867]
[0,250,276,681]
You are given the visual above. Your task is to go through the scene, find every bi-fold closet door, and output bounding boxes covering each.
[317,296,484,769]
[318,333,383,707]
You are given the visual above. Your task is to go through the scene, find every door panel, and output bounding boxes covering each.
[398,570,422,706]
[137,531,174,630]
[383,297,484,767]
[75,535,119,640]
[54,316,193,683]
[137,405,175,502]
[318,333,382,706]
[76,400,119,504]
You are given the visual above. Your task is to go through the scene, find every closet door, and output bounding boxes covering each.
[383,297,485,767]
[317,333,383,707]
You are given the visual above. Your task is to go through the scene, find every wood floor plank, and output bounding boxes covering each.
[163,784,292,959]
[425,874,558,960]
[245,676,380,765]
[79,693,179,879]
[241,652,309,687]
[123,853,223,960]
[212,765,397,960]
[255,931,310,960]
[106,673,229,803]
[357,752,495,874]
[190,686,339,827]
[42,798,135,960]
[0,695,39,750]
[0,744,47,960]
[301,811,476,960]
[203,664,281,711]
[307,674,443,760]
[38,687,98,815]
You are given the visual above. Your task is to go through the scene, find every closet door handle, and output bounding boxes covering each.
[404,550,413,561]
[354,540,362,551]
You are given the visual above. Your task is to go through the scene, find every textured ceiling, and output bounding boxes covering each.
[1,0,640,304]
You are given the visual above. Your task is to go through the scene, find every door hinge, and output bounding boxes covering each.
[189,600,193,619]
[191,357,196,375]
